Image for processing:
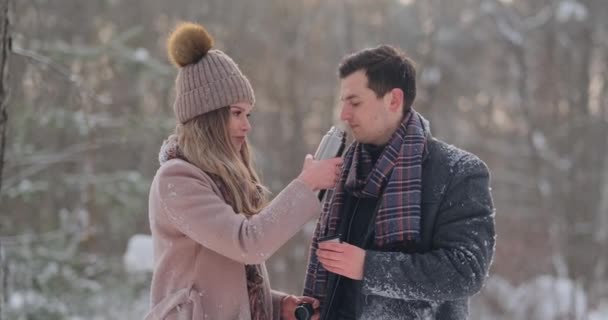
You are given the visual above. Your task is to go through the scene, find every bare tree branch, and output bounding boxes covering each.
[0,0,10,316]
[1,136,124,190]
[0,0,10,195]
[11,46,112,106]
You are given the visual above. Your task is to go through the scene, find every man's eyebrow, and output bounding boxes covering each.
[341,94,359,101]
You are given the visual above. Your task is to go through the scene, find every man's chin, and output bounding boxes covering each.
[349,128,369,143]
[353,135,368,144]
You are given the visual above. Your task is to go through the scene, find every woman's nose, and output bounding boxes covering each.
[243,118,251,132]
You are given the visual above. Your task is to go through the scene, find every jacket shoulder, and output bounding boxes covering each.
[422,138,490,204]
[427,138,489,175]
[156,159,213,182]
[153,159,221,198]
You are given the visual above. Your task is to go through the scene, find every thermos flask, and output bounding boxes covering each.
[313,126,346,200]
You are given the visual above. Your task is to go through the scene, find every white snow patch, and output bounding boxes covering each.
[556,1,588,23]
[133,48,150,62]
[123,234,154,273]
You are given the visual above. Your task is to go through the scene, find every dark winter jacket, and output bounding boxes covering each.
[306,136,495,320]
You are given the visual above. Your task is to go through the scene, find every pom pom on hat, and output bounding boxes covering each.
[167,22,214,67]
[167,21,255,123]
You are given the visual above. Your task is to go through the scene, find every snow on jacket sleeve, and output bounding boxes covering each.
[361,154,495,301]
[155,159,321,265]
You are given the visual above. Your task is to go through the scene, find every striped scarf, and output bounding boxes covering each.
[304,110,427,302]
[159,135,268,320]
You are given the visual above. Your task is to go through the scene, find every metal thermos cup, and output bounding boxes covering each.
[313,126,346,200]
[294,303,314,320]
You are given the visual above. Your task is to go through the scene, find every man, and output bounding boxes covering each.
[303,45,495,320]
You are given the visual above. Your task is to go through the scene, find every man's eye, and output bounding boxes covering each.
[233,111,241,116]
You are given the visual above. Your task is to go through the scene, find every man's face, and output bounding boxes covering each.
[339,70,397,145]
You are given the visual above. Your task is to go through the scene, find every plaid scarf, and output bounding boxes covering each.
[159,135,268,320]
[304,110,428,302]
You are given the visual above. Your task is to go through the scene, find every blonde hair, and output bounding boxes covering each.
[176,107,268,216]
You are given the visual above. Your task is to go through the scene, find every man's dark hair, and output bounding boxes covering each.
[338,45,416,110]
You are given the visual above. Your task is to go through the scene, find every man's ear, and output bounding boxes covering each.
[386,88,404,113]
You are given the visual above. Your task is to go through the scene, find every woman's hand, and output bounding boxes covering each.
[298,154,343,192]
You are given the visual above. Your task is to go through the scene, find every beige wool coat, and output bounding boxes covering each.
[145,159,321,320]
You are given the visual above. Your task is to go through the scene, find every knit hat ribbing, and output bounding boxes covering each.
[167,22,255,124]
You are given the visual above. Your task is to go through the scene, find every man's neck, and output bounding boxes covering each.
[372,119,402,146]
[362,143,385,165]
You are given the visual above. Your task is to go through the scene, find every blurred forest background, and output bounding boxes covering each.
[1,0,608,319]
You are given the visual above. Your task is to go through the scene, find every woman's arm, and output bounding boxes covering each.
[154,160,321,264]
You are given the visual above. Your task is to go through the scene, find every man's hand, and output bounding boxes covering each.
[280,295,320,320]
[317,242,366,280]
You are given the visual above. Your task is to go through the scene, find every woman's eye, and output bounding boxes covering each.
[233,111,241,116]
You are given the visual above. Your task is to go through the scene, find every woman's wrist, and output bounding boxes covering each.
[296,175,317,192]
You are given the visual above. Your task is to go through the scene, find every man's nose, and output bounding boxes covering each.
[340,105,351,122]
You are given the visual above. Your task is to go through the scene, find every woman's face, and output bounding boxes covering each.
[228,102,253,151]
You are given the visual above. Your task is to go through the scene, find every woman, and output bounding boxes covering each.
[145,22,341,320]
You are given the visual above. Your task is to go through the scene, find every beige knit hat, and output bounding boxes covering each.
[167,22,255,124]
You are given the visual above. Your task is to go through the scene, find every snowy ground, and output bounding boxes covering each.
[4,234,607,319]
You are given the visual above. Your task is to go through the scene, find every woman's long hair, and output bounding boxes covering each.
[176,107,268,216]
